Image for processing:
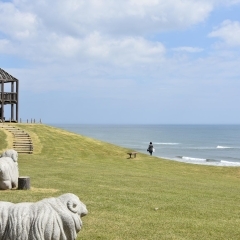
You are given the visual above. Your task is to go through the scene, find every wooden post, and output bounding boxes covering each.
[16,79,19,122]
[1,80,4,123]
[18,176,30,190]
[11,81,14,121]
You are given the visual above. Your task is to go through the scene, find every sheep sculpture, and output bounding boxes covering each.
[1,149,18,162]
[0,193,88,240]
[0,149,19,190]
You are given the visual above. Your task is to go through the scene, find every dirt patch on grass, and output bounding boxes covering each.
[30,187,59,193]
[24,129,42,154]
[0,128,13,150]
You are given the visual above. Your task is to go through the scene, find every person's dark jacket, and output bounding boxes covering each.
[148,144,153,153]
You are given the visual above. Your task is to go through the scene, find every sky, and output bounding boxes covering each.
[0,0,240,124]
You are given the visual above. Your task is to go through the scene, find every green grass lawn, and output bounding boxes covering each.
[1,124,240,239]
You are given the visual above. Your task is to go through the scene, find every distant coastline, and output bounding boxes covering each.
[49,124,240,167]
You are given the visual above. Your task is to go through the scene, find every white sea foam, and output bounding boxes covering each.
[173,156,240,166]
[180,156,206,162]
[154,142,179,145]
[217,146,233,149]
[220,161,240,166]
[187,147,216,150]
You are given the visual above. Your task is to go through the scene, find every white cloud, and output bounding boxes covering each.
[82,33,166,65]
[1,28,165,67]
[1,0,240,107]
[55,35,82,58]
[0,0,212,68]
[172,47,204,53]
[0,39,10,53]
[0,2,38,40]
[209,20,240,47]
[212,0,240,6]
[2,0,214,39]
[0,0,225,64]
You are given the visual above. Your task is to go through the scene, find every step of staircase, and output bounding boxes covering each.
[1,124,33,154]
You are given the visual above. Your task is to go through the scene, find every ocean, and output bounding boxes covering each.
[50,124,240,167]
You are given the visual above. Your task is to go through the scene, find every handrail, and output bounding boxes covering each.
[0,92,17,101]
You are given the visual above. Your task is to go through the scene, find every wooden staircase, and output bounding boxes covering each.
[1,124,33,154]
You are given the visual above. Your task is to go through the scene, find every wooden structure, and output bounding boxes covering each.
[127,152,137,158]
[0,68,19,122]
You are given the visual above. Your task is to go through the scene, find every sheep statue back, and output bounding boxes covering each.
[0,149,19,190]
[0,193,88,240]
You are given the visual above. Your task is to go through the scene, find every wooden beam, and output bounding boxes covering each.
[1,80,4,122]
[16,80,19,122]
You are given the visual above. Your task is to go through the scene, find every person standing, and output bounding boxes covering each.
[147,142,154,155]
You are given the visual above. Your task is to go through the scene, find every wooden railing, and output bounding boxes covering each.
[0,92,17,101]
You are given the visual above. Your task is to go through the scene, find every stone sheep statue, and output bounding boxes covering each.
[0,149,19,190]
[0,193,88,240]
[1,149,18,162]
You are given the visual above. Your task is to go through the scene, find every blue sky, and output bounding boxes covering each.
[1,0,240,124]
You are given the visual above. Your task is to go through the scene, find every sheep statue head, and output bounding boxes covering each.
[1,149,18,162]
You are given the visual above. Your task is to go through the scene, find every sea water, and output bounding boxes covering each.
[50,124,240,167]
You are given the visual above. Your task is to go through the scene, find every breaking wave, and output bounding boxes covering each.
[179,156,206,162]
[175,156,240,166]
[217,146,234,149]
[154,142,179,145]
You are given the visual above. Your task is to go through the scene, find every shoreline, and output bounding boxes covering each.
[156,155,240,167]
[50,123,240,167]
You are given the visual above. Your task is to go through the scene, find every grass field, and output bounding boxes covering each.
[1,124,240,239]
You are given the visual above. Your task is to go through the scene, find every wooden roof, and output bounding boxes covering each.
[0,68,18,82]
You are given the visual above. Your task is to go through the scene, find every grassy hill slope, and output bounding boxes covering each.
[1,124,240,239]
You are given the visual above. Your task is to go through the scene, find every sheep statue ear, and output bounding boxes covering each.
[67,200,78,213]
[11,154,16,162]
